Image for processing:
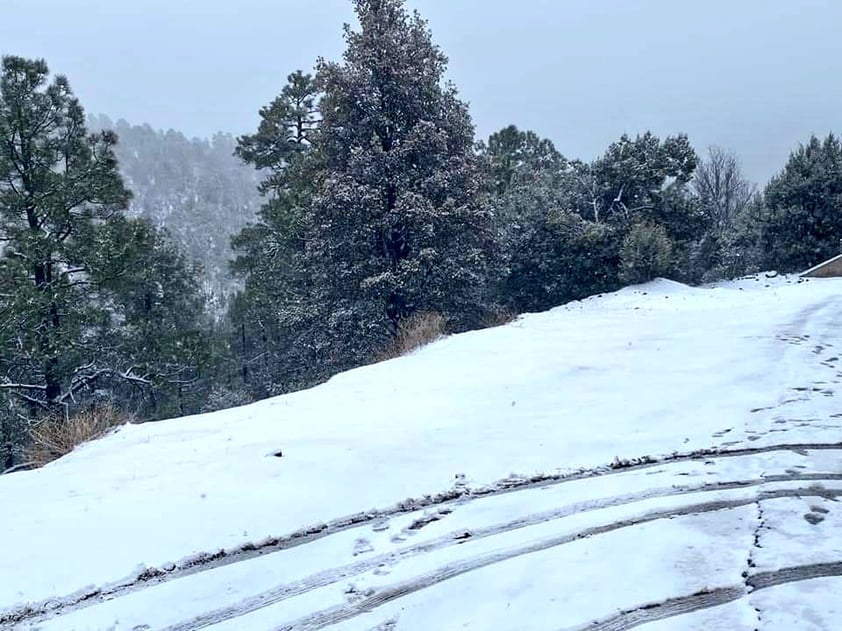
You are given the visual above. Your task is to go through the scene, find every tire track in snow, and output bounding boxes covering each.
[574,586,747,631]
[5,442,842,628]
[161,474,842,631]
[749,560,842,590]
[269,487,842,631]
[572,562,842,630]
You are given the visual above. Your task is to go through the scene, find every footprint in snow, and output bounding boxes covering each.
[409,505,456,532]
[453,472,468,491]
[353,538,374,556]
[344,583,375,603]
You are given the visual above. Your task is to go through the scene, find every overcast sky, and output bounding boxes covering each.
[2,0,841,183]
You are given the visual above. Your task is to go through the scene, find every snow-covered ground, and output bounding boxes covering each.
[2,273,842,630]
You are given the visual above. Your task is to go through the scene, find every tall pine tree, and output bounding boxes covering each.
[0,57,214,466]
[231,0,496,392]
[305,0,495,367]
[0,57,130,413]
[229,71,321,396]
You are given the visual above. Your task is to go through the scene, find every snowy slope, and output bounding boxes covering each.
[2,274,842,630]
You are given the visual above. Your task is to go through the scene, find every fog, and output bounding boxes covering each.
[3,0,841,182]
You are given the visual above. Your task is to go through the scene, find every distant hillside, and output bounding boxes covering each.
[88,114,261,309]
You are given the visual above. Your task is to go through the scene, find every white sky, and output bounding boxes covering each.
[2,0,842,183]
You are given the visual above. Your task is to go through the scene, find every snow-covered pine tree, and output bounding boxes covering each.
[304,0,496,368]
[230,0,497,393]
[758,133,842,271]
[0,57,215,465]
[0,56,131,414]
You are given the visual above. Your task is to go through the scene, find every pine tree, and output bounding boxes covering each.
[230,0,497,392]
[0,57,130,414]
[230,71,320,396]
[304,0,495,368]
[619,222,674,284]
[759,133,842,271]
[480,125,588,311]
[567,132,701,283]
[577,132,699,238]
[94,217,214,417]
[0,57,215,465]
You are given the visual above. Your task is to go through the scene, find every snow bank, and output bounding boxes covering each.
[2,274,842,622]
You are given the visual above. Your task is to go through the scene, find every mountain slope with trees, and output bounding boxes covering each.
[88,115,261,309]
[3,0,842,469]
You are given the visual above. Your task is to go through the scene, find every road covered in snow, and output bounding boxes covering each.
[2,274,842,630]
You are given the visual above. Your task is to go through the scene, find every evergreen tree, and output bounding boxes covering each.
[485,125,568,198]
[759,133,842,271]
[0,56,130,414]
[481,127,700,310]
[712,192,767,278]
[569,132,700,282]
[480,125,616,312]
[229,71,320,396]
[0,57,215,465]
[306,0,495,367]
[231,0,496,392]
[94,217,215,417]
[619,222,674,284]
[576,132,699,238]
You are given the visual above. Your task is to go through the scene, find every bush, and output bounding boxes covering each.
[501,215,622,313]
[24,404,128,467]
[619,222,674,284]
[481,305,518,329]
[201,387,253,413]
[376,312,447,360]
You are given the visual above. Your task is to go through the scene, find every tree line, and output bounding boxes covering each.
[3,0,842,469]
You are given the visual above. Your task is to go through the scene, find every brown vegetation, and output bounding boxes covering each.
[377,312,448,361]
[24,404,129,467]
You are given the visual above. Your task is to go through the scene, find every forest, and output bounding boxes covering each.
[2,0,842,471]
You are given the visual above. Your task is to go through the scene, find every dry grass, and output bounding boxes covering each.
[24,404,129,467]
[481,305,518,329]
[377,311,448,361]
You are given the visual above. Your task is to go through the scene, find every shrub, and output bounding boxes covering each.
[619,222,674,284]
[501,215,623,313]
[24,404,129,467]
[377,312,447,361]
[482,305,518,329]
[201,387,253,413]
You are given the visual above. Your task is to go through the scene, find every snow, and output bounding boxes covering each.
[752,578,842,630]
[2,273,842,629]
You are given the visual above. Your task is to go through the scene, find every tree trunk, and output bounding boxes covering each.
[34,259,62,404]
